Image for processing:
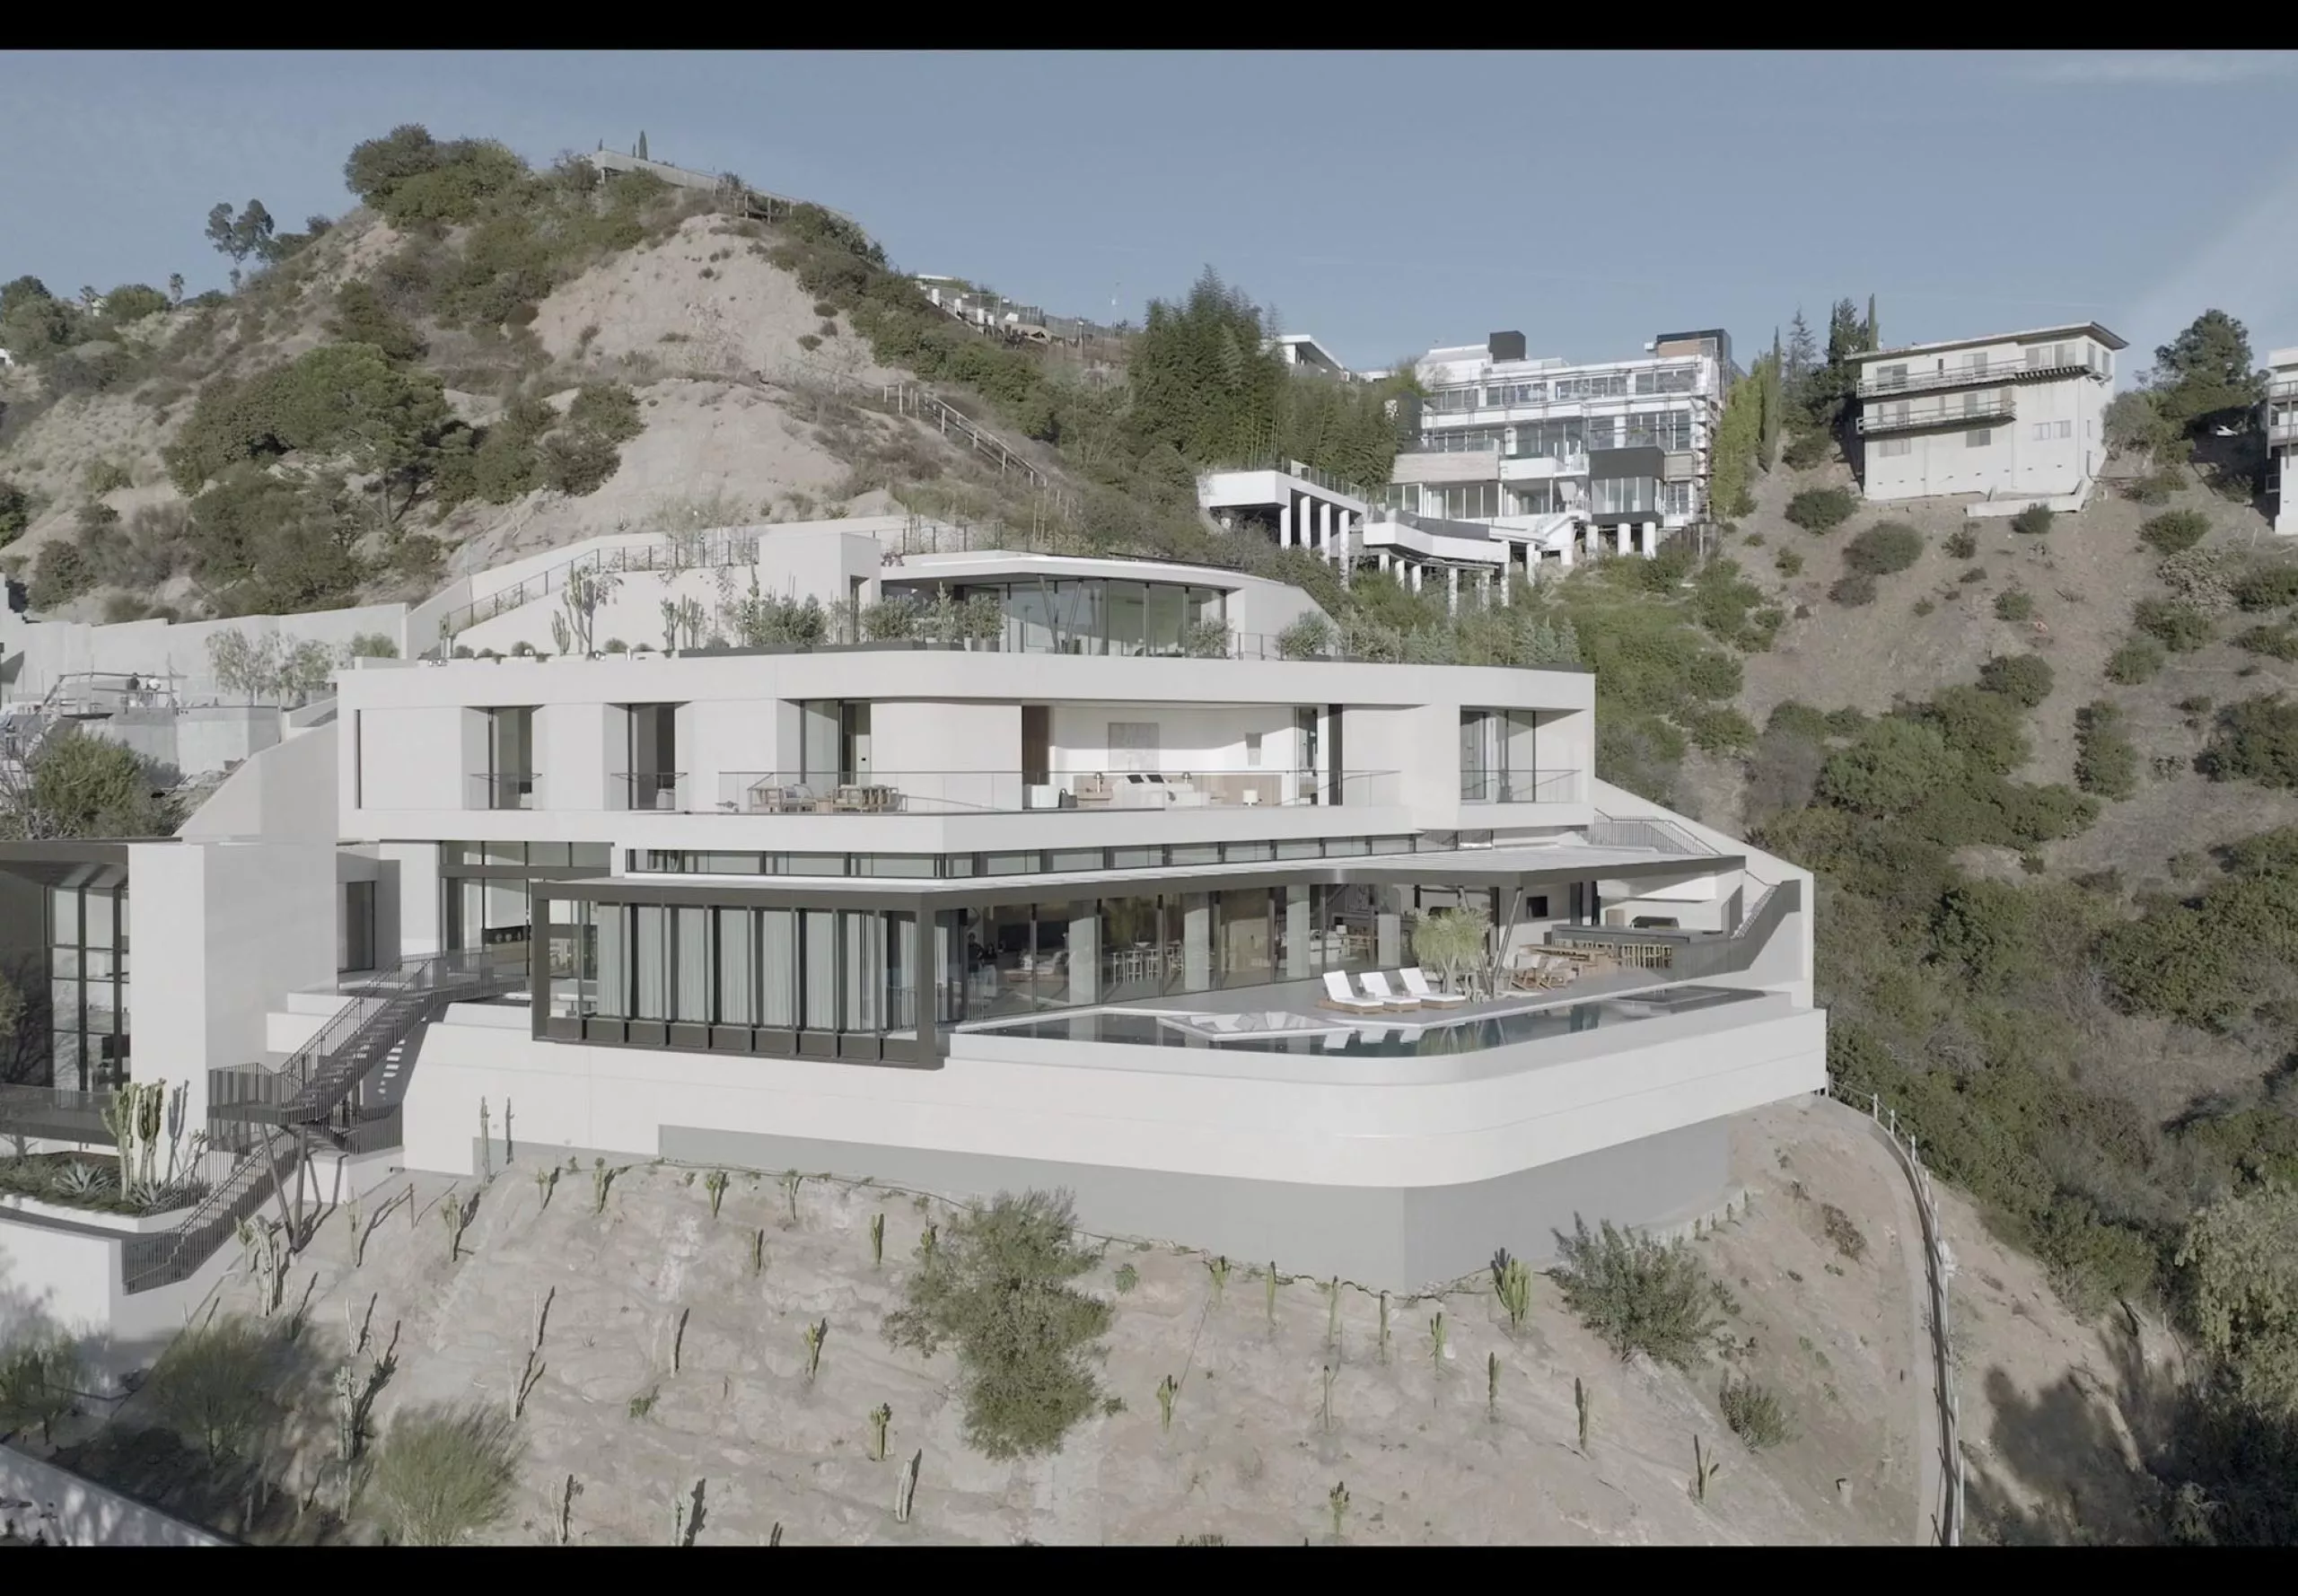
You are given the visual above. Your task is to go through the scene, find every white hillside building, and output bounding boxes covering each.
[0,513,1824,1349]
[1850,323,2125,515]
[2267,345,2297,537]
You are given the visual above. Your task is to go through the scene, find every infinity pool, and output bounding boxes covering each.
[972,983,1762,1057]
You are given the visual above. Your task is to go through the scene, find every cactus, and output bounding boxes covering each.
[1324,1276,1340,1349]
[503,1097,513,1162]
[1266,1262,1278,1327]
[869,1402,891,1460]
[591,1159,618,1215]
[781,1170,803,1226]
[767,1522,784,1547]
[870,1211,886,1267]
[238,1216,284,1315]
[1429,1309,1447,1372]
[515,1349,547,1418]
[1156,1374,1179,1433]
[672,1306,689,1374]
[1487,1351,1499,1419]
[1328,1480,1349,1539]
[441,1188,476,1262]
[917,1223,938,1261]
[1692,1434,1721,1504]
[1492,1249,1532,1333]
[1320,1364,1336,1433]
[1575,1375,1591,1452]
[703,1169,729,1219]
[1114,1262,1139,1293]
[802,1318,828,1382]
[345,1194,363,1266]
[1206,1255,1230,1303]
[478,1099,493,1182]
[534,1165,558,1211]
[751,1227,766,1276]
[894,1448,921,1524]
[1378,1291,1390,1364]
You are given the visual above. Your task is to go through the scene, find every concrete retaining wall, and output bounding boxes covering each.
[0,1443,228,1546]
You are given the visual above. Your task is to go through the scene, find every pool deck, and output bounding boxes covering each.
[1119,965,1681,1025]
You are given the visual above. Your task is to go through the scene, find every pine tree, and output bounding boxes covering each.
[1785,309,1818,383]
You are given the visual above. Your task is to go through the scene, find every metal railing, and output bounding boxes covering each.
[1460,767,1581,804]
[1546,878,1801,982]
[1856,355,2097,399]
[118,1128,293,1294]
[877,385,1077,519]
[711,767,1399,816]
[0,1085,116,1144]
[472,773,539,811]
[436,533,764,641]
[1857,394,2015,435]
[1586,813,1713,855]
[1821,1080,1964,1548]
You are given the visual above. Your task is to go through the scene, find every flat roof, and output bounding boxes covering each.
[1858,322,2128,364]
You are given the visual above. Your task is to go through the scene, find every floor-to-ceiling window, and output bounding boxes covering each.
[49,877,128,1093]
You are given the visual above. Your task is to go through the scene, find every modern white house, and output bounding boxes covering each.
[0,519,1825,1350]
[1384,329,1731,572]
[2267,345,2297,536]
[1849,323,2125,515]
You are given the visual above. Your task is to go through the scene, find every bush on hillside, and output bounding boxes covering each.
[1844,522,1922,575]
[2201,696,2298,791]
[566,381,644,443]
[0,479,30,546]
[2135,598,2217,653]
[1720,1377,1794,1450]
[2233,566,2298,612]
[2011,504,2055,536]
[1918,685,2032,776]
[1773,548,1802,577]
[2234,626,2298,662]
[2124,469,2183,505]
[2107,636,2167,684]
[1944,526,1978,560]
[368,1405,524,1546]
[1978,653,2055,707]
[2074,701,2139,799]
[1819,717,1952,815]
[2141,510,2210,555]
[31,539,92,609]
[1995,589,2035,623]
[1785,487,1856,532]
[1548,1215,1724,1371]
[1781,429,1832,470]
[1829,572,1877,607]
[326,281,425,363]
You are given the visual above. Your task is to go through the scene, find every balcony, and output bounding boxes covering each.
[618,770,687,811]
[710,768,1399,816]
[472,772,538,811]
[1460,767,1581,804]
[1857,353,2097,399]
[1857,391,2015,435]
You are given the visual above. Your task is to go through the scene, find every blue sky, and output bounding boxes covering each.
[5,49,2297,376]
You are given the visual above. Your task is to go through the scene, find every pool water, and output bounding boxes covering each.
[973,983,1762,1057]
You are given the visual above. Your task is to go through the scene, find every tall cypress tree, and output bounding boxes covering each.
[1865,294,1880,351]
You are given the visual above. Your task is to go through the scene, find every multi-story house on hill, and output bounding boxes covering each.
[2268,345,2297,536]
[1849,323,2126,514]
[0,520,1825,1343]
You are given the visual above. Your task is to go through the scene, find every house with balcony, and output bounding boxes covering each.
[0,528,1824,1327]
[1850,323,2125,514]
[2267,345,2297,536]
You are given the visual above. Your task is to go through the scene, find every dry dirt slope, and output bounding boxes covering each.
[35,1097,1992,1547]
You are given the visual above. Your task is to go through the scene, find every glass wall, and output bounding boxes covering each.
[918,580,1229,657]
[49,880,129,1092]
[557,900,918,1033]
[1510,418,1584,460]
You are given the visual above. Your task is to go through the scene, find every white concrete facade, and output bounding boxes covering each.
[1850,323,2126,512]
[2267,345,2297,537]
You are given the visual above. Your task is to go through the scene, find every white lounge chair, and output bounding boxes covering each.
[1355,971,1420,1012]
[1398,968,1470,1008]
[1320,971,1385,1013]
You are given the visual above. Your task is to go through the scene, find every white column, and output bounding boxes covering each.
[1317,498,1331,554]
[1641,519,1657,557]
[1279,499,1294,548]
[1447,565,1460,617]
[1613,522,1627,556]
[1501,560,1514,602]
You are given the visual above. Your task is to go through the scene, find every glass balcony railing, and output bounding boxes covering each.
[471,773,538,811]
[711,768,1401,816]
[1459,767,1581,804]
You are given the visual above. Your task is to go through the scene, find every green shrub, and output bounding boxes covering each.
[327,281,425,363]
[1785,487,1857,533]
[2011,504,2055,537]
[82,459,132,495]
[1767,701,1831,741]
[2140,510,2210,555]
[1978,653,2054,708]
[2106,636,2166,684]
[1944,527,1978,560]
[0,1329,85,1444]
[2233,566,2298,612]
[368,1405,525,1546]
[539,429,622,495]
[1919,685,2032,776]
[1773,549,1802,577]
[31,539,93,609]
[2234,626,2298,662]
[1820,717,1952,815]
[145,1315,284,1463]
[1844,521,1923,575]
[882,1189,1113,1460]
[1829,572,1877,607]
[2135,599,2216,653]
[1994,589,2035,623]
[0,479,30,546]
[1781,430,1832,470]
[1684,704,1757,754]
[2074,701,2139,799]
[2201,696,2298,790]
[1719,1378,1794,1450]
[566,381,644,443]
[2125,469,2181,505]
[1548,1216,1723,1371]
